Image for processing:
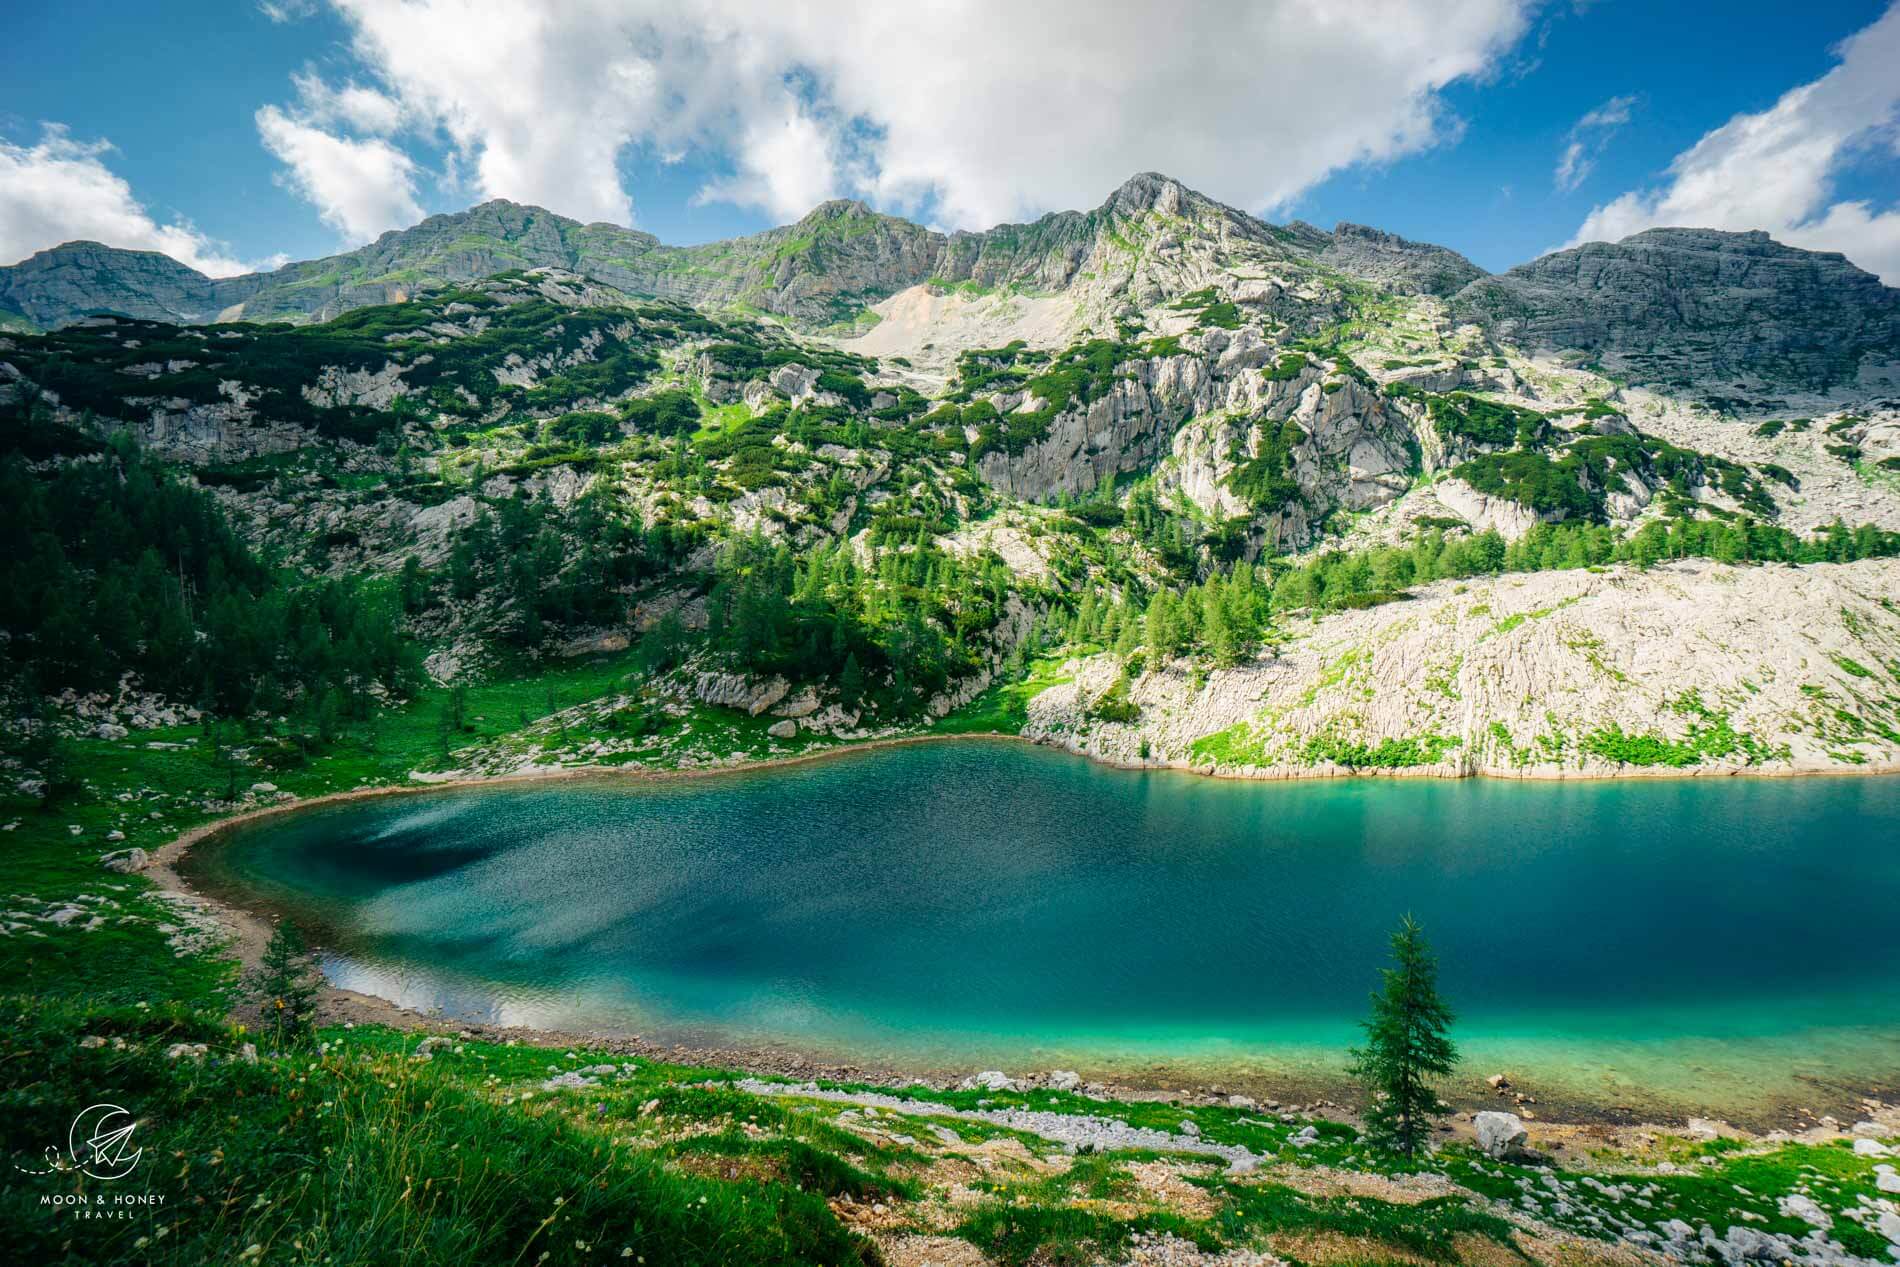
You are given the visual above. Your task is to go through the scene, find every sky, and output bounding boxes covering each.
[3,0,1898,283]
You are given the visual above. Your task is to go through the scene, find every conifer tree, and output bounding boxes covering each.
[249,921,319,1049]
[1348,915,1458,1156]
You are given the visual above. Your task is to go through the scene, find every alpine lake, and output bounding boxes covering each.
[184,738,1900,1124]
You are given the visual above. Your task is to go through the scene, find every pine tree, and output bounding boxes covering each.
[249,921,319,1049]
[1348,915,1458,1156]
[838,652,865,705]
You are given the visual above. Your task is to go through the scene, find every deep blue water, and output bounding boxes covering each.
[192,741,1900,1115]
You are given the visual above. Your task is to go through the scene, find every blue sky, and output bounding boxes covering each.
[3,1,1897,281]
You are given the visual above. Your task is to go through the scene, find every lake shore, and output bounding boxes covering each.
[150,735,1900,1137]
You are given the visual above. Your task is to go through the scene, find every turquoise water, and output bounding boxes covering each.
[191,741,1900,1120]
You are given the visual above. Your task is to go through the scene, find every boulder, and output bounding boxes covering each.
[692,671,790,716]
[766,719,797,739]
[95,722,128,740]
[1777,1194,1831,1230]
[1473,1111,1528,1158]
[1852,1137,1891,1157]
[1047,1070,1081,1091]
[412,1036,452,1061]
[958,1070,1017,1092]
[100,847,149,874]
[1684,1117,1724,1140]
[542,1071,600,1091]
[772,690,822,719]
[164,1042,208,1062]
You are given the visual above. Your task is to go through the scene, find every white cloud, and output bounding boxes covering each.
[0,125,257,276]
[256,104,423,242]
[694,99,845,222]
[1568,4,1900,282]
[258,1,318,22]
[271,0,1530,234]
[292,71,404,135]
[1554,93,1635,192]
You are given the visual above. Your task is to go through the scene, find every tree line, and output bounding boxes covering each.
[0,439,423,723]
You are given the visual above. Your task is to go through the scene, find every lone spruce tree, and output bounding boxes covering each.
[249,921,319,1050]
[1348,914,1458,1156]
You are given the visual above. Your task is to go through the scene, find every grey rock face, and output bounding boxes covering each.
[1451,227,1900,387]
[1316,222,1486,297]
[0,241,260,328]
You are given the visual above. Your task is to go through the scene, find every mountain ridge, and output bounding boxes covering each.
[4,172,1898,388]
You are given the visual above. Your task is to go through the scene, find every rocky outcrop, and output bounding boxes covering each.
[1431,477,1548,537]
[969,334,1416,551]
[1451,228,1900,388]
[1023,558,1900,778]
[1312,222,1486,297]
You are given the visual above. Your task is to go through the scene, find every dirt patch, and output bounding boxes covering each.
[669,1152,782,1184]
[1509,1225,1650,1267]
[1267,1230,1436,1266]
[875,1233,993,1267]
[1127,1160,1223,1219]
[1264,1163,1463,1206]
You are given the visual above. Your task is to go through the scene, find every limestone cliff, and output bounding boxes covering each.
[1025,558,1900,778]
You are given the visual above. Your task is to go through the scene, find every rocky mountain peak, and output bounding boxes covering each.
[0,239,234,327]
[1453,226,1900,387]
[798,198,880,224]
[1104,171,1193,217]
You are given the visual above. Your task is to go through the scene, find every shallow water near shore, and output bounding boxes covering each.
[188,740,1900,1123]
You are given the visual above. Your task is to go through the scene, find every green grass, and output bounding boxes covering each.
[935,651,1075,735]
[1579,691,1787,768]
[1189,719,1268,767]
[952,1202,1213,1266]
[1302,730,1461,769]
[0,999,876,1266]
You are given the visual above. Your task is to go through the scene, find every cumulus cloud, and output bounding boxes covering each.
[256,105,423,242]
[0,125,257,276]
[292,70,404,135]
[260,0,1531,233]
[1554,94,1635,192]
[1568,4,1900,282]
